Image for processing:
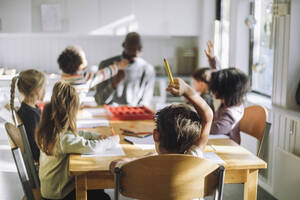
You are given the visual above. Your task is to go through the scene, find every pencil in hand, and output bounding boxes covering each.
[163,58,174,84]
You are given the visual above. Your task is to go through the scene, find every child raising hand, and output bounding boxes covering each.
[166,78,213,151]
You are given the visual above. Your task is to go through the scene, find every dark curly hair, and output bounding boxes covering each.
[155,104,202,154]
[209,68,250,107]
[57,46,85,75]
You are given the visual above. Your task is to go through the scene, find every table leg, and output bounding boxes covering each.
[244,169,258,200]
[76,175,87,200]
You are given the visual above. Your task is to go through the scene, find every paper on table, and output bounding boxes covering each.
[80,108,108,118]
[76,118,109,128]
[124,136,155,150]
[208,135,230,139]
[81,144,125,157]
[203,152,226,164]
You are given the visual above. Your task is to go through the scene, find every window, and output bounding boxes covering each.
[215,0,230,69]
[250,0,274,97]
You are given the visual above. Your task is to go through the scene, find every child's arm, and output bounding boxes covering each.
[90,59,129,88]
[204,40,221,70]
[167,78,213,151]
[60,131,120,154]
[77,130,108,140]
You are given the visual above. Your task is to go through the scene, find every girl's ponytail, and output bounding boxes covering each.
[10,76,19,124]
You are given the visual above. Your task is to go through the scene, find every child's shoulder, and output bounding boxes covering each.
[227,104,244,120]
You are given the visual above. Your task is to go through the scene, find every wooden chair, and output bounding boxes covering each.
[12,147,41,200]
[239,105,271,157]
[5,122,41,200]
[12,109,40,188]
[114,154,225,200]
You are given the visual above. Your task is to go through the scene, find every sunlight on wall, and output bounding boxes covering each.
[89,14,138,36]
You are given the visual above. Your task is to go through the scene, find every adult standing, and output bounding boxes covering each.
[94,32,155,106]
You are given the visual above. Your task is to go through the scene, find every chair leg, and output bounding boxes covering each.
[215,166,225,200]
[114,167,121,200]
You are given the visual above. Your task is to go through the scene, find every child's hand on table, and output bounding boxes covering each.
[98,135,107,140]
[111,134,120,144]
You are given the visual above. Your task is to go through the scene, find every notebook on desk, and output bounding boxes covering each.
[124,136,155,150]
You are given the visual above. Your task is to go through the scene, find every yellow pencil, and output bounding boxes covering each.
[163,58,174,84]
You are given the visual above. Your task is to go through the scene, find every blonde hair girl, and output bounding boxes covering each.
[10,69,46,162]
[35,81,119,200]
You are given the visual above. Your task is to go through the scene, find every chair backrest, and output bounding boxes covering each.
[5,122,40,189]
[11,147,35,200]
[239,105,271,156]
[18,124,40,189]
[114,154,225,200]
[5,122,24,153]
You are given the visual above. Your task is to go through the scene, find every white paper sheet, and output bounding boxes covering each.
[208,135,230,139]
[124,136,155,150]
[82,108,107,116]
[203,152,226,164]
[76,118,109,128]
[81,144,125,157]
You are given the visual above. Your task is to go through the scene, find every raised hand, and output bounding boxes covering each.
[204,40,214,60]
[166,78,193,97]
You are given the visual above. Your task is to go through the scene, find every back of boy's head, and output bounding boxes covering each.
[58,46,85,75]
[10,69,46,122]
[155,104,202,154]
[209,67,250,107]
[192,67,211,84]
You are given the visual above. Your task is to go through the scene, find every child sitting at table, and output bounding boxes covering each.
[110,78,213,168]
[35,81,119,200]
[58,45,129,93]
[192,68,214,112]
[209,68,249,144]
[10,69,46,163]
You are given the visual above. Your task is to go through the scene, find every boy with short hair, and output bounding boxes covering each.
[110,78,213,170]
[57,45,129,93]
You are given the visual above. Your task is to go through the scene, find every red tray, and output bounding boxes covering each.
[104,105,154,120]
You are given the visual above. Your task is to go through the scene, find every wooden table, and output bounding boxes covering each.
[69,120,267,200]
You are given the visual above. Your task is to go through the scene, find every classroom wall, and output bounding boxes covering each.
[0,34,197,74]
[1,0,201,36]
[0,0,32,32]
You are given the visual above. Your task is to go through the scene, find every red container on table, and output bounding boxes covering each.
[104,105,154,120]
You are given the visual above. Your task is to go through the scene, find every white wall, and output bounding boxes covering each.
[0,0,32,32]
[0,34,197,74]
[1,0,201,36]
